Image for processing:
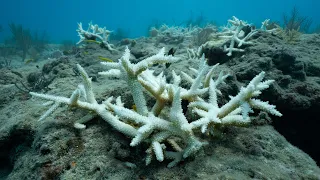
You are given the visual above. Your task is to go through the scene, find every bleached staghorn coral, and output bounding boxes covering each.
[220,16,258,56]
[219,17,281,56]
[30,47,282,167]
[76,22,114,51]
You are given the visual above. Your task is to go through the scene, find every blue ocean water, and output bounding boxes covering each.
[0,0,319,43]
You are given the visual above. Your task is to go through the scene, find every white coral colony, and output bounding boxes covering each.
[30,46,281,167]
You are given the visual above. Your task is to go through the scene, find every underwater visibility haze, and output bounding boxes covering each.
[0,0,320,179]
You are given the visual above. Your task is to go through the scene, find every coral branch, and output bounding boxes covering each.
[30,47,281,167]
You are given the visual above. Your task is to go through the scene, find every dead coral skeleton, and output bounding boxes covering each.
[30,46,281,167]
